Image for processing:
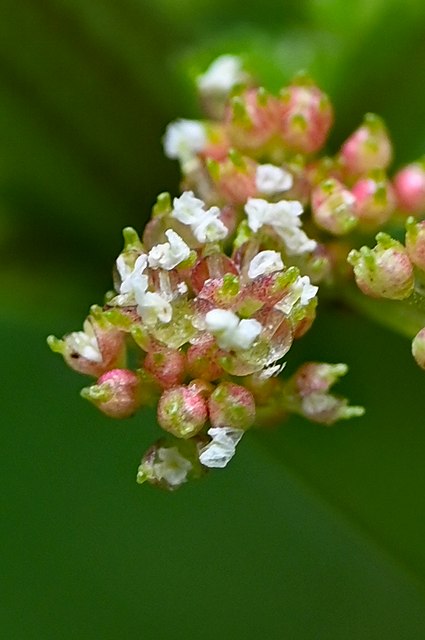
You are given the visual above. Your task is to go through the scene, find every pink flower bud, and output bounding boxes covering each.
[351,172,396,228]
[311,178,358,235]
[207,153,257,205]
[278,82,333,154]
[283,362,364,425]
[226,88,279,154]
[208,382,256,430]
[348,232,414,300]
[412,328,425,370]
[157,385,208,439]
[144,343,186,388]
[80,369,142,418]
[393,161,425,213]
[405,217,425,271]
[340,114,392,175]
[187,336,224,381]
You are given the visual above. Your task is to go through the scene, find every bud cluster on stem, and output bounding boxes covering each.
[49,53,425,491]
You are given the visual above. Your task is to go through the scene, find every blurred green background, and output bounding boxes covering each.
[3,1,425,638]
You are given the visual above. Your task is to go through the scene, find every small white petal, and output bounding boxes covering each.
[205,309,261,351]
[232,319,262,350]
[199,427,244,468]
[248,250,284,279]
[154,447,192,487]
[258,362,286,380]
[171,190,206,225]
[118,253,148,296]
[197,55,246,95]
[137,291,172,325]
[163,120,206,163]
[255,164,293,195]
[67,320,102,363]
[193,209,228,243]
[148,229,190,270]
[274,275,318,314]
[205,309,239,334]
[299,276,319,306]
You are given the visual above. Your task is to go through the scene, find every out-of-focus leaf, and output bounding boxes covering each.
[2,312,425,639]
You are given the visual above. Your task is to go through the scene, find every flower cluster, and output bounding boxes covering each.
[50,53,425,491]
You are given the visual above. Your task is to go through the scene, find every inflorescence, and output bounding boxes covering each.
[48,54,425,490]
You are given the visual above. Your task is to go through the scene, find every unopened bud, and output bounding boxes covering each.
[351,172,396,228]
[81,369,142,418]
[311,178,357,235]
[207,153,257,205]
[348,233,414,300]
[283,361,364,425]
[186,336,224,381]
[340,114,392,175]
[405,217,425,271]
[393,161,425,213]
[157,385,208,438]
[226,88,279,154]
[412,328,425,370]
[278,81,333,154]
[208,382,256,430]
[144,343,186,388]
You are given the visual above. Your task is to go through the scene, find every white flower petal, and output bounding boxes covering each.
[163,119,206,163]
[68,321,102,363]
[255,164,293,195]
[171,191,206,225]
[137,291,172,325]
[193,209,228,243]
[248,250,284,279]
[154,447,192,487]
[148,230,190,270]
[197,55,246,95]
[205,309,261,351]
[199,427,244,469]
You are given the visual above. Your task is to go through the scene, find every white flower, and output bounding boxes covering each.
[205,309,262,351]
[255,164,293,195]
[137,291,172,326]
[163,119,207,164]
[154,447,192,487]
[244,198,316,255]
[275,275,318,314]
[67,319,102,363]
[192,208,228,243]
[248,250,284,279]
[148,230,190,271]
[197,55,246,96]
[172,191,228,244]
[199,427,244,468]
[116,253,149,302]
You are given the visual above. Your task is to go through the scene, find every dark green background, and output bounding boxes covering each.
[3,1,425,638]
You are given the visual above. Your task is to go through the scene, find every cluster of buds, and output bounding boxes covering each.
[49,54,425,491]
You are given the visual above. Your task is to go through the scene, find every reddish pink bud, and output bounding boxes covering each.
[405,217,425,271]
[340,113,392,175]
[207,154,257,205]
[81,369,142,418]
[278,82,333,154]
[144,343,186,388]
[157,385,208,438]
[412,328,425,370]
[200,123,231,161]
[208,382,256,430]
[136,437,206,490]
[393,162,425,213]
[351,172,396,228]
[186,336,224,381]
[348,232,414,300]
[311,178,357,235]
[226,88,279,153]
